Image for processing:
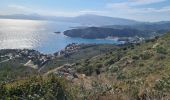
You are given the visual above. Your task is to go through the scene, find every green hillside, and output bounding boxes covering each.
[43,44,118,72]
[0,75,78,100]
[71,32,170,99]
[0,32,170,100]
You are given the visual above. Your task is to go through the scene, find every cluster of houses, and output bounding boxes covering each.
[55,43,81,57]
[118,36,145,44]
[0,49,54,68]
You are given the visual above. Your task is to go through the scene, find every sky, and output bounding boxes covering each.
[0,0,170,22]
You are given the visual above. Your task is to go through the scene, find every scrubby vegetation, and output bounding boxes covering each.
[70,32,170,99]
[0,32,170,100]
[0,75,78,100]
[43,44,117,72]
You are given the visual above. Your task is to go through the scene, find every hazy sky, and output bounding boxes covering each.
[0,0,170,21]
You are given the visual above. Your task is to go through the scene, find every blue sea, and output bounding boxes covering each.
[0,19,122,54]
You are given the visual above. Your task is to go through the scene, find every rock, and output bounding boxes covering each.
[152,43,160,49]
[24,60,38,69]
[66,75,74,81]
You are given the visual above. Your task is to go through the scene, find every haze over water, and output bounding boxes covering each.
[0,19,121,54]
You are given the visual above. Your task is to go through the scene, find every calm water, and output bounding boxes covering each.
[0,19,122,54]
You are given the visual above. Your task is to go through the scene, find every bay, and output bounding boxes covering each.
[0,19,122,54]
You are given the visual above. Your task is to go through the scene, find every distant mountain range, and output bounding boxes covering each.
[0,14,140,26]
[0,14,45,20]
[66,14,139,26]
[1,14,170,39]
[1,14,170,26]
[104,21,170,31]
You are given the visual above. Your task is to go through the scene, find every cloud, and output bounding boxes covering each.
[129,0,166,5]
[106,0,167,9]
[105,0,170,21]
[2,4,35,15]
[3,4,108,17]
[107,3,170,14]
[7,4,33,13]
[8,5,30,10]
[4,4,76,16]
[79,10,108,15]
[106,0,169,14]
[1,1,169,22]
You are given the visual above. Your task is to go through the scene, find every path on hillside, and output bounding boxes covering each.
[38,58,77,73]
[0,58,11,64]
[0,56,17,64]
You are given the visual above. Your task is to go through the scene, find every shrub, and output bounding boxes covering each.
[109,65,119,73]
[156,47,167,54]
[132,55,140,60]
[155,76,170,92]
[145,38,157,43]
[117,72,126,80]
[0,76,76,100]
[139,63,144,67]
[83,65,93,76]
[95,63,103,68]
[155,54,166,60]
[140,51,153,60]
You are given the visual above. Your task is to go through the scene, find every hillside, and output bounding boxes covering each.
[64,22,170,39]
[64,27,147,39]
[0,44,117,82]
[0,32,170,99]
[0,75,77,99]
[68,32,170,99]
[38,44,118,73]
[45,32,170,99]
